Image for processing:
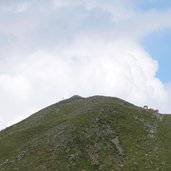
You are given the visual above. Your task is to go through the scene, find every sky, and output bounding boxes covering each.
[0,0,171,130]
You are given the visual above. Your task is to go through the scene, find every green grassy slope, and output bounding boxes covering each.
[0,95,170,171]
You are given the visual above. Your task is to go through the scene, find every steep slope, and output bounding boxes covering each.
[0,95,170,171]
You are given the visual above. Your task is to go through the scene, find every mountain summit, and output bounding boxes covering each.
[0,96,171,171]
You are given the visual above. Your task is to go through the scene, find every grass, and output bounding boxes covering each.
[0,95,171,170]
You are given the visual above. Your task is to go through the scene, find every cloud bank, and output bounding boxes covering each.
[0,0,171,130]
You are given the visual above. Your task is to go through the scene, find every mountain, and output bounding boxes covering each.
[0,95,171,171]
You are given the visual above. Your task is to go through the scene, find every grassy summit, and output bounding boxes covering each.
[0,95,171,171]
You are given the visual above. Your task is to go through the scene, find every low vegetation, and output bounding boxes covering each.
[0,95,171,171]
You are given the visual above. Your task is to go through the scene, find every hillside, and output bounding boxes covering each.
[0,95,171,171]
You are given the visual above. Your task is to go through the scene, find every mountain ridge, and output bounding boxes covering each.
[0,95,171,171]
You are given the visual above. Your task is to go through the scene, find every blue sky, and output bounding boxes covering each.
[0,0,171,130]
[142,30,171,82]
[137,0,171,83]
[138,0,171,10]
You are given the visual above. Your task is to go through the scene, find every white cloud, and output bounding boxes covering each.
[0,0,171,130]
[84,0,137,22]
[52,0,79,8]
[15,3,29,13]
[0,2,29,13]
[1,37,170,130]
[0,74,33,130]
[52,0,171,32]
